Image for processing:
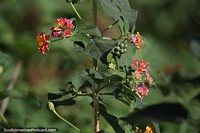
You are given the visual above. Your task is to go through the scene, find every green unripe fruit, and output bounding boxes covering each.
[124,49,127,53]
[124,43,128,48]
[115,46,120,51]
[115,51,121,55]
[120,49,125,53]
[119,43,125,48]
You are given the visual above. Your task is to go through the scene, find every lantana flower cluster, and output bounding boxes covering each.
[132,59,153,98]
[36,18,75,54]
[131,32,144,50]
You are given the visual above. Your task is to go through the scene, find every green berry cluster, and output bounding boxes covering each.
[112,41,128,56]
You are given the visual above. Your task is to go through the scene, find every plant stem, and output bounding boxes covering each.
[92,0,100,132]
[70,2,86,25]
[101,20,119,33]
[93,91,100,132]
[48,102,81,132]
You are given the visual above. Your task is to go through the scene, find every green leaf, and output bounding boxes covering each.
[66,0,80,4]
[114,87,139,106]
[99,0,138,34]
[91,102,125,133]
[80,68,104,84]
[78,80,92,93]
[72,33,92,48]
[51,98,76,107]
[48,93,64,100]
[116,42,136,67]
[74,38,117,64]
[79,26,101,37]
[114,0,138,33]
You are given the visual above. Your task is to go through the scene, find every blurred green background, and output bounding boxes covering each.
[0,0,200,132]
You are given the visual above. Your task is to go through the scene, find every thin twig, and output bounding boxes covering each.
[70,2,87,26]
[0,61,22,114]
[101,20,119,33]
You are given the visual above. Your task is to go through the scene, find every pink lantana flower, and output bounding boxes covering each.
[131,32,144,50]
[51,17,75,38]
[137,83,149,97]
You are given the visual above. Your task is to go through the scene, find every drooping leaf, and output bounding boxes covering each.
[74,38,117,64]
[91,102,125,133]
[121,103,188,123]
[48,93,64,100]
[51,98,76,107]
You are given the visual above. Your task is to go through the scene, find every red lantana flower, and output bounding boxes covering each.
[132,59,150,75]
[131,32,144,50]
[36,32,50,54]
[51,18,75,38]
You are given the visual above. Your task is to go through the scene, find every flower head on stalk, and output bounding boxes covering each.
[36,32,51,54]
[131,32,144,50]
[132,59,150,76]
[51,18,75,38]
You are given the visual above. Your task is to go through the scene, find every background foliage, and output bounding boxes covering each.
[0,0,200,132]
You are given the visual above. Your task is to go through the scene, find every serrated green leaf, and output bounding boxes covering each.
[79,26,101,37]
[116,42,136,67]
[74,38,117,64]
[99,0,138,34]
[114,0,138,32]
